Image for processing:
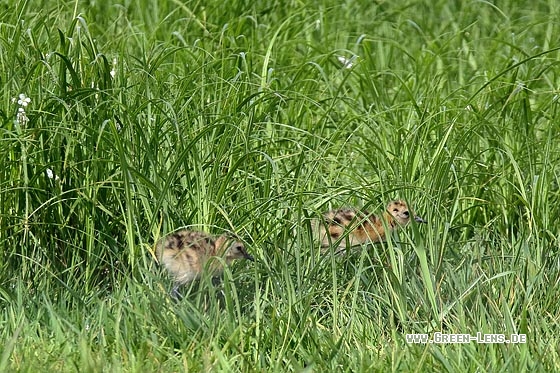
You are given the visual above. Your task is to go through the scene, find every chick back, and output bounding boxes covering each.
[156,230,224,285]
[316,207,387,250]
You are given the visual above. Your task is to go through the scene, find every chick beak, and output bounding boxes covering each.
[245,253,255,261]
[414,216,427,224]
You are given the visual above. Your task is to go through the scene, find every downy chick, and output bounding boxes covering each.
[156,229,254,298]
[317,200,426,252]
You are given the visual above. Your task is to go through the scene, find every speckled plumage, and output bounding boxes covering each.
[316,200,425,252]
[156,229,253,298]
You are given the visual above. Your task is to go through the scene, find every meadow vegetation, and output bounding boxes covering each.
[1,0,559,371]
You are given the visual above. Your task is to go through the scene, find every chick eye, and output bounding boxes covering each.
[403,211,410,217]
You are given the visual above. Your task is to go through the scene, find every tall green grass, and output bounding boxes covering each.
[1,0,559,371]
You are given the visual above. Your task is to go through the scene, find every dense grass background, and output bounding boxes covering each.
[1,0,559,371]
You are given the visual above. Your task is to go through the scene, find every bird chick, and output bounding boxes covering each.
[316,200,426,252]
[156,229,254,298]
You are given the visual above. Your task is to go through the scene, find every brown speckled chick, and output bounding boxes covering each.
[316,200,426,252]
[156,229,253,298]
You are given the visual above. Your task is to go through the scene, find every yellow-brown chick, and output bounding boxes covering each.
[156,229,253,298]
[316,200,426,252]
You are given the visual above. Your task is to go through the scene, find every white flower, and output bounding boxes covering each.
[17,93,31,107]
[110,58,117,78]
[46,168,60,181]
[16,107,29,126]
[337,55,356,69]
